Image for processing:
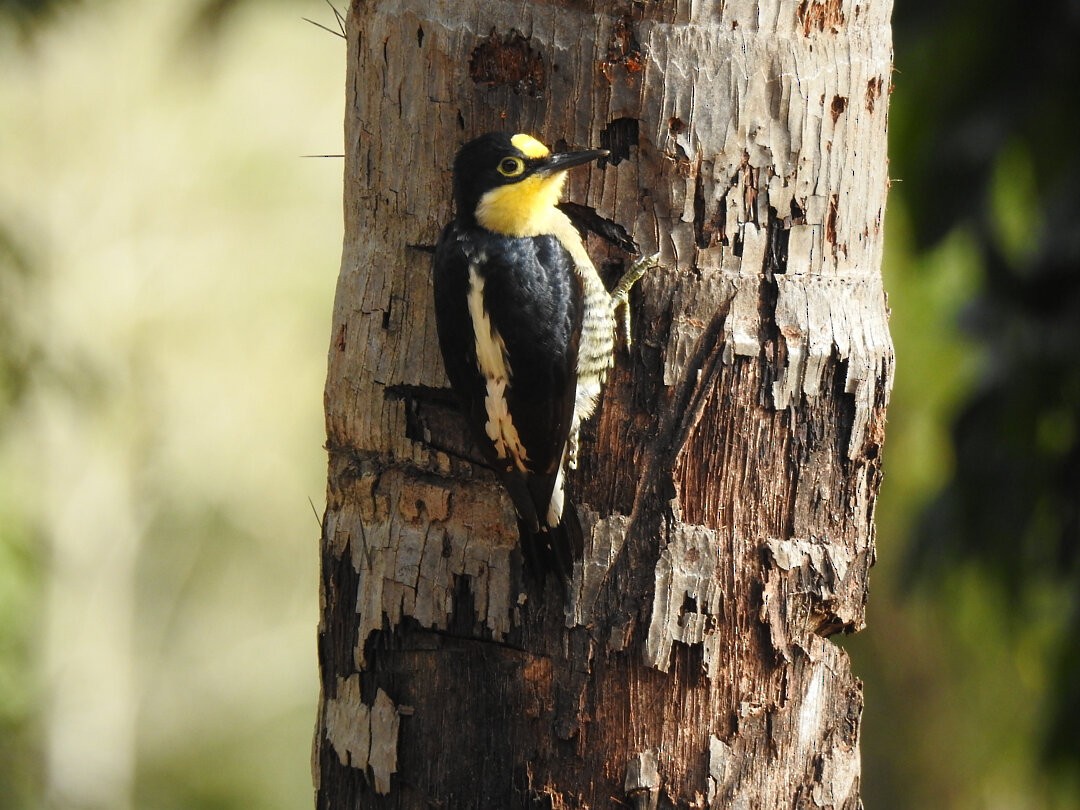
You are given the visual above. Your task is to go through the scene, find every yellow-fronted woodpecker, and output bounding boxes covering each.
[432,132,652,578]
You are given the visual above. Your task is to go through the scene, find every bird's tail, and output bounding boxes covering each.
[520,500,583,583]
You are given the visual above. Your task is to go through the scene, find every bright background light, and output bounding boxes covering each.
[0,3,342,807]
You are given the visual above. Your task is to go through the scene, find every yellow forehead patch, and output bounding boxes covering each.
[510,133,550,159]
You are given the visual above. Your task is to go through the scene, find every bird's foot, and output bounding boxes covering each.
[612,252,659,348]
[566,427,580,471]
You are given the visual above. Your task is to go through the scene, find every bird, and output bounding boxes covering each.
[431,132,652,579]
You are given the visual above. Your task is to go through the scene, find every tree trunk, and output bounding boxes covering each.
[315,1,894,807]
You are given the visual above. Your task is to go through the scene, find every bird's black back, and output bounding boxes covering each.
[432,220,584,575]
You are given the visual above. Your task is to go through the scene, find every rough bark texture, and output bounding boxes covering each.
[316,0,894,807]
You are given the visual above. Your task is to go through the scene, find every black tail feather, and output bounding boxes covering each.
[520,501,583,583]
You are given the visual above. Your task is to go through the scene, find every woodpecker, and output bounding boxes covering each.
[432,132,650,578]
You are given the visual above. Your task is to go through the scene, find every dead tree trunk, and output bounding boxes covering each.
[315,1,894,807]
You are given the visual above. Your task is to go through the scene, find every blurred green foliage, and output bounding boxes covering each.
[0,0,77,37]
[0,1,342,808]
[849,0,1080,807]
[2,0,1077,808]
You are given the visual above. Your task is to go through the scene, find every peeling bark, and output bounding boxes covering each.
[324,679,401,795]
[317,0,893,807]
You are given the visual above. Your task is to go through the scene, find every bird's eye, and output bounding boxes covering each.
[497,157,526,177]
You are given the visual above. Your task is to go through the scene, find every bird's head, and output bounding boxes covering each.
[452,132,608,236]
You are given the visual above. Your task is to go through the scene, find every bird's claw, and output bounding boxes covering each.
[566,429,580,470]
[612,252,659,348]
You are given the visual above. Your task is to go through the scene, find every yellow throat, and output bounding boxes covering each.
[475,171,568,237]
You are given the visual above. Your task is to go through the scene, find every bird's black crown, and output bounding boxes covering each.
[452,133,543,218]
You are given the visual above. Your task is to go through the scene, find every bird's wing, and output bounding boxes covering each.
[481,234,582,486]
[432,225,582,530]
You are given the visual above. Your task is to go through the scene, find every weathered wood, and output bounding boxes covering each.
[316,0,893,806]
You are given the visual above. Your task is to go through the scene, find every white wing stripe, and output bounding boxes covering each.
[467,264,529,472]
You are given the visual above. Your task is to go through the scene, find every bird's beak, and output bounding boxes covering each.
[539,148,610,174]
